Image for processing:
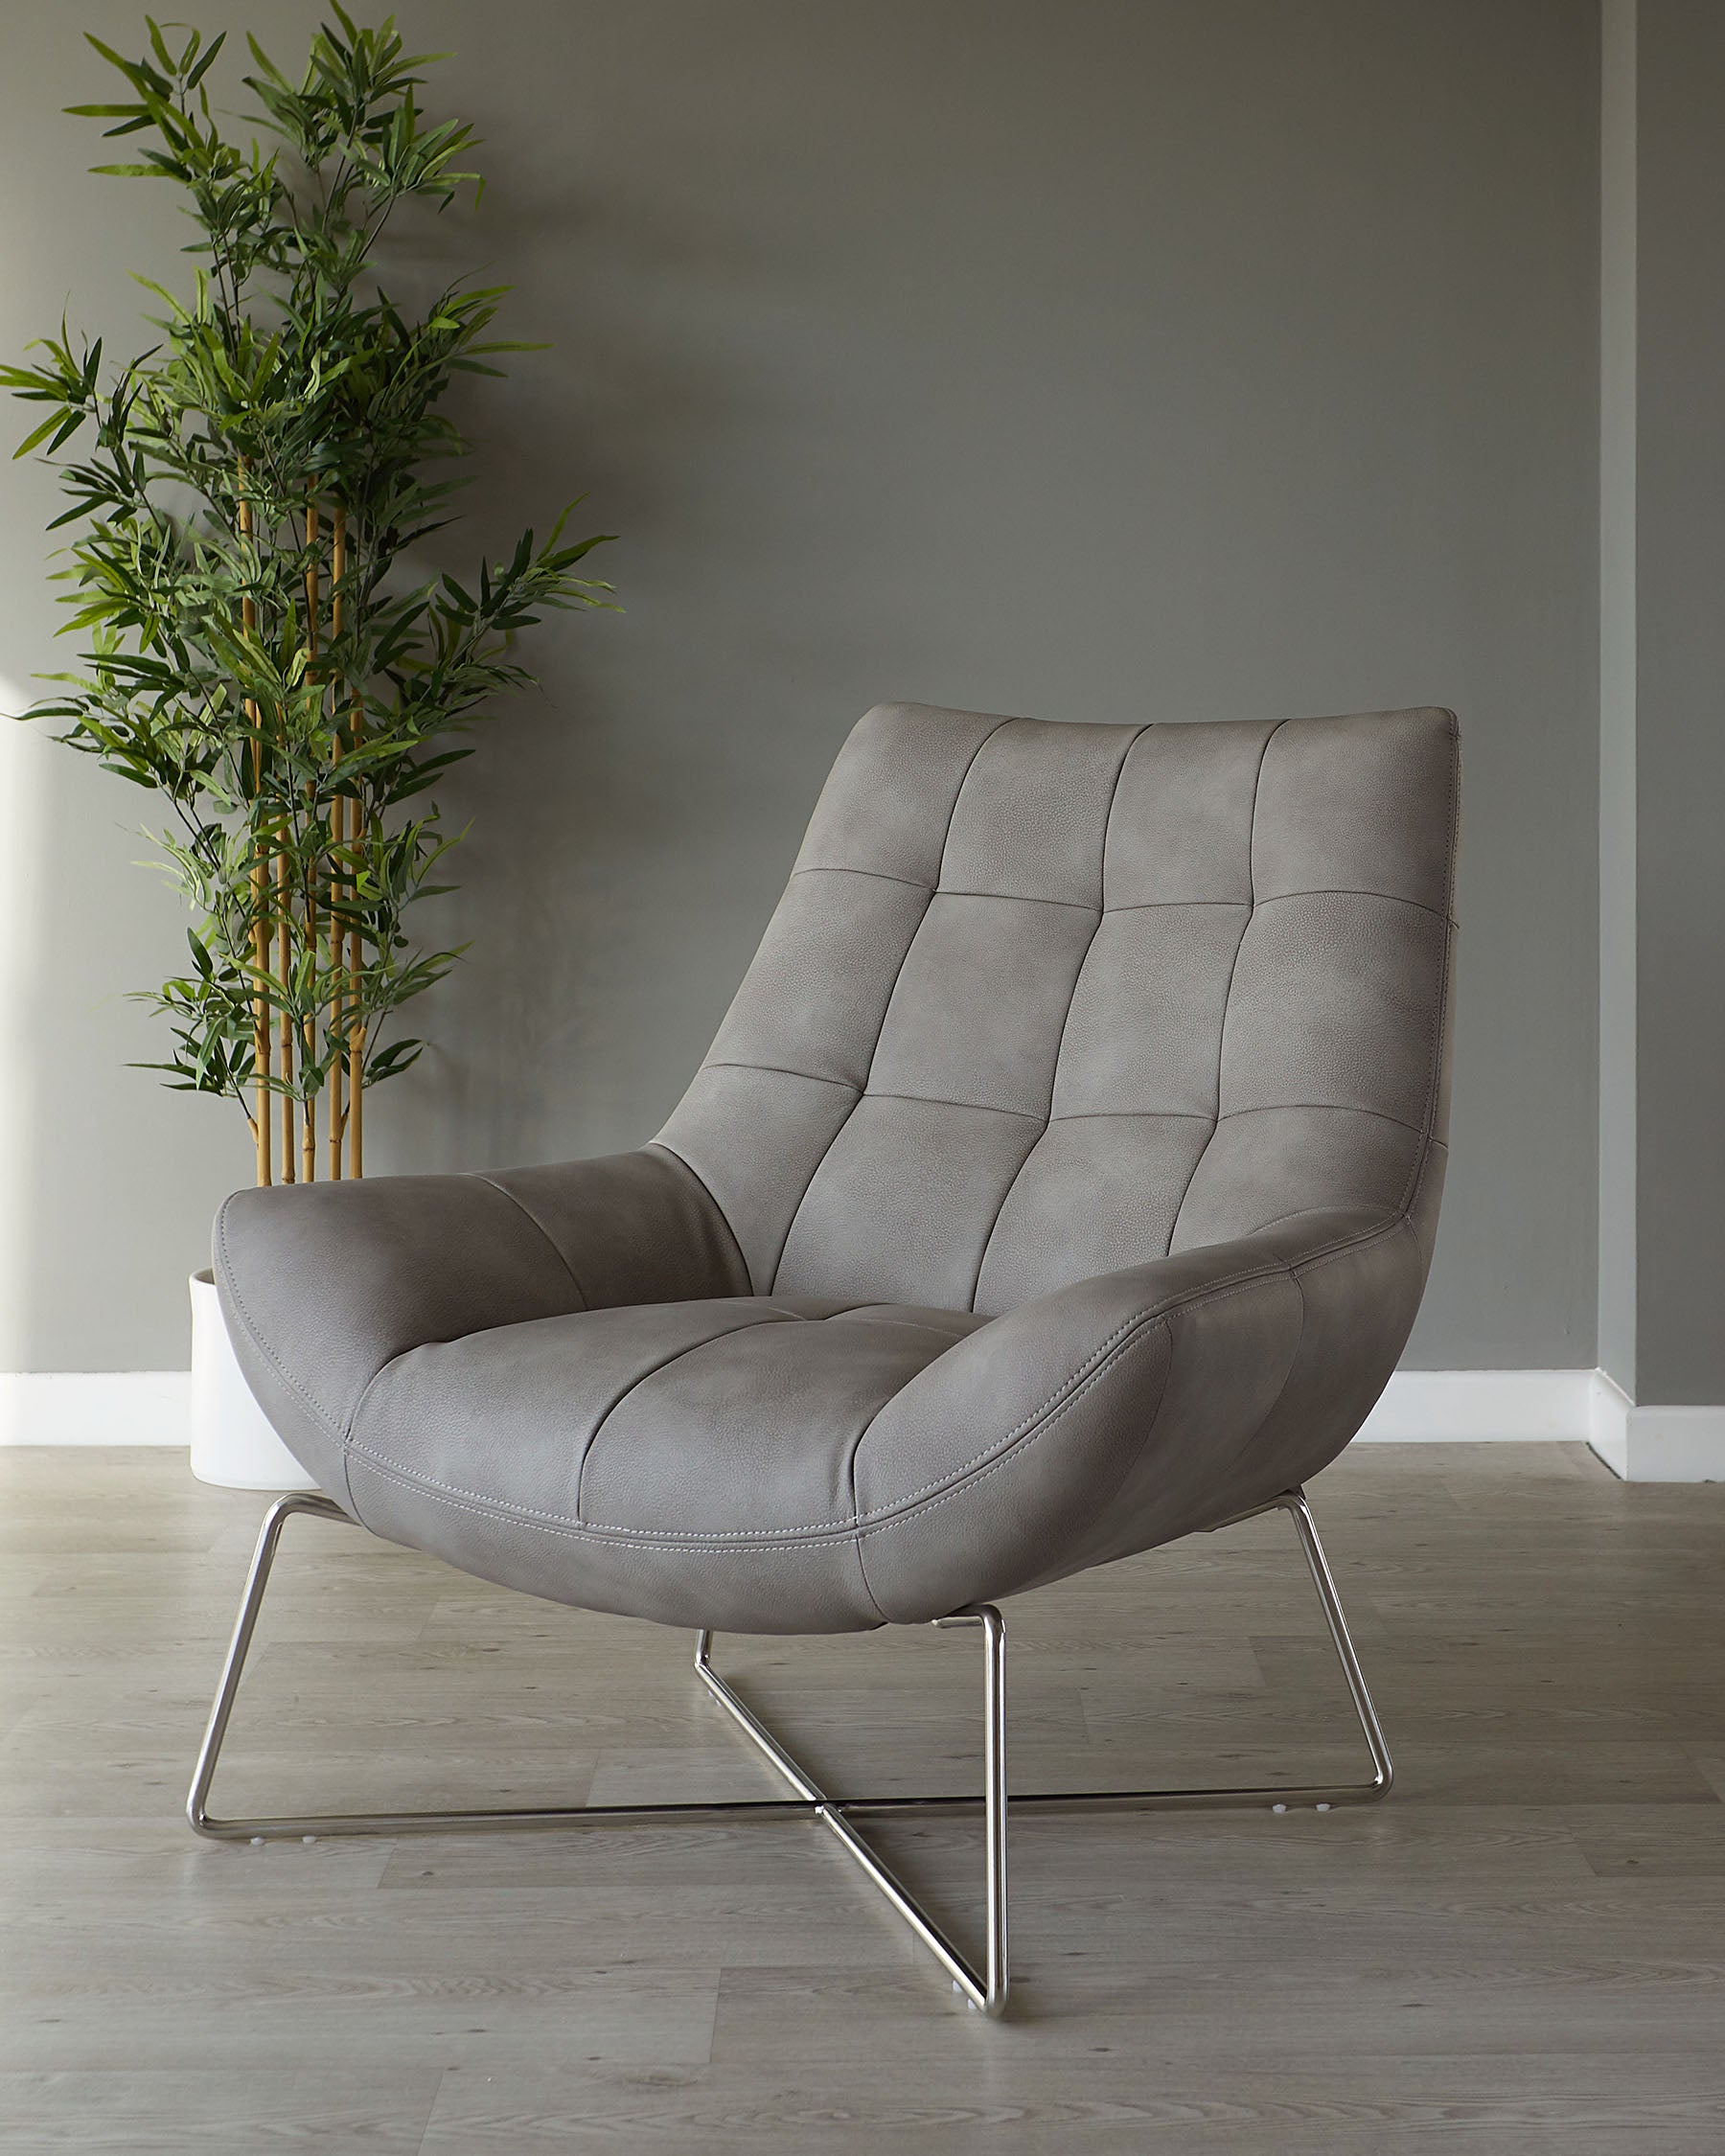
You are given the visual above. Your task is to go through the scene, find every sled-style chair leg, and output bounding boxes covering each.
[188,1484,1388,2018]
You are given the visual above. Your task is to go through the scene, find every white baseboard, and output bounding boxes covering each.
[1587,1370,1725,1481]
[1357,1367,1598,1442]
[1351,1367,1725,1479]
[1588,1369,1635,1477]
[1616,1410,1725,1480]
[0,1371,190,1448]
[3,1364,1721,1480]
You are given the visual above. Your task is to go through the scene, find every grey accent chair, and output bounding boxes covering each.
[195,701,1459,2017]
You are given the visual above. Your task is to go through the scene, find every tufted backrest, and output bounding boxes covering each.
[656,703,1459,1317]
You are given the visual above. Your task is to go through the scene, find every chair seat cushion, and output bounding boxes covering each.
[347,1294,983,1621]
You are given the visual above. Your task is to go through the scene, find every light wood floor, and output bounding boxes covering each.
[2,1442,1723,2153]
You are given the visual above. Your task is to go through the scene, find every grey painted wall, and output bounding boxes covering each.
[1597,0,1637,1394]
[1634,1,1725,1404]
[0,0,1600,1373]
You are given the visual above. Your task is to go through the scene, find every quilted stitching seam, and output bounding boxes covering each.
[966,723,1144,1309]
[571,1311,802,1524]
[702,1061,857,1090]
[641,1142,754,1294]
[1166,718,1286,1248]
[472,1174,590,1308]
[765,712,1015,1294]
[346,1451,875,1555]
[1208,1101,1425,1135]
[1248,885,1453,922]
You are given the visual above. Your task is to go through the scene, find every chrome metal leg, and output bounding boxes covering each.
[189,1491,840,1841]
[188,1482,1387,2020]
[1284,1487,1394,1800]
[694,1608,1008,2014]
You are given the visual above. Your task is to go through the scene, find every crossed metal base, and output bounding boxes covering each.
[188,1485,1390,2018]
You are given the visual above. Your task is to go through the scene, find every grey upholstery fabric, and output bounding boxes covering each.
[217,703,1459,1633]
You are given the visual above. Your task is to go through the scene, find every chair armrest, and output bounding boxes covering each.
[853,1204,1429,1621]
[214,1145,748,1502]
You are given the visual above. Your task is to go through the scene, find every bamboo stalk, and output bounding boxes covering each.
[278,845,294,1181]
[348,687,364,1179]
[238,467,270,1187]
[302,497,320,1185]
[304,494,320,649]
[253,866,271,1187]
[328,505,347,1181]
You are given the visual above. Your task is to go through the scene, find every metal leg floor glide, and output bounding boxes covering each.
[187,1485,1389,2019]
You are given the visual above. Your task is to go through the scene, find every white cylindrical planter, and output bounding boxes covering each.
[189,1269,320,1491]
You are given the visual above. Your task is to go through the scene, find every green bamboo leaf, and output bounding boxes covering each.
[82,34,147,80]
[12,411,75,459]
[143,18,177,75]
[185,29,226,89]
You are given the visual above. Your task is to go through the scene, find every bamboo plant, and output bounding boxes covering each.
[3,11,612,1184]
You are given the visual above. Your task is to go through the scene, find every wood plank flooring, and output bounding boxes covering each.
[1,1441,1722,2153]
